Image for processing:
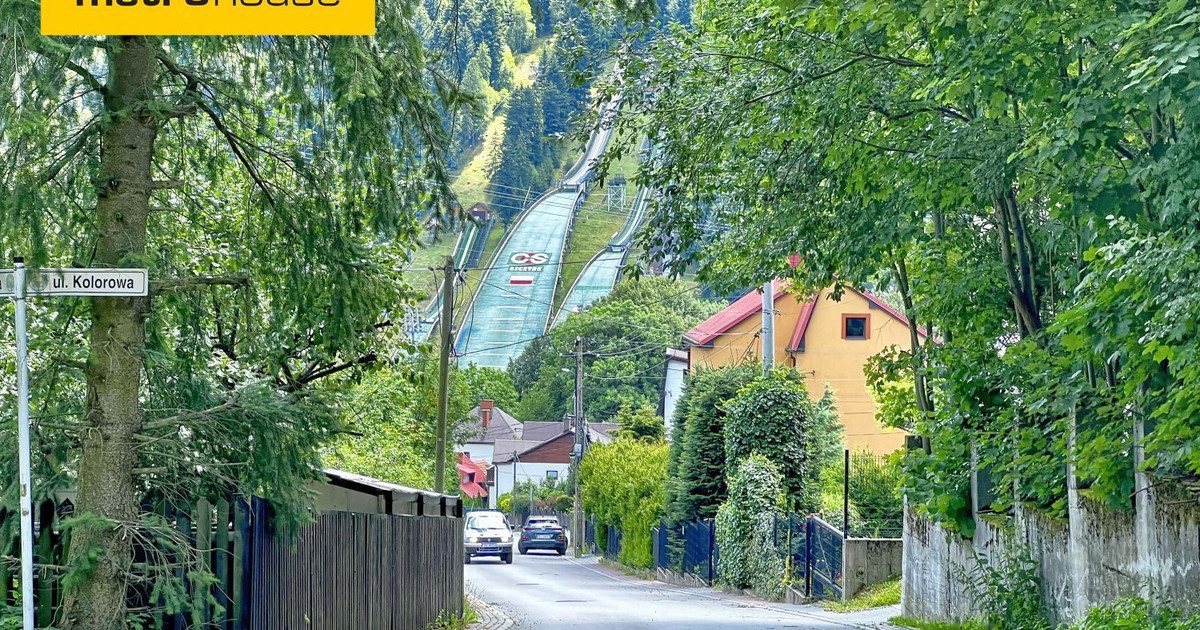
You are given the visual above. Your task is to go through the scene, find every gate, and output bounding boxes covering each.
[807,517,844,599]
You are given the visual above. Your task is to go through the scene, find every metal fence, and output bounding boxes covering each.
[651,514,849,599]
[604,525,623,561]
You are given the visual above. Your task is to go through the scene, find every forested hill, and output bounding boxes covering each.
[414,0,691,222]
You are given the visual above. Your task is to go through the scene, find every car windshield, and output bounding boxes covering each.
[466,514,508,531]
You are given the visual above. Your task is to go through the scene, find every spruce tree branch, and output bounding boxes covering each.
[151,274,250,294]
[289,353,378,390]
[155,52,279,206]
[143,396,240,431]
[39,121,100,184]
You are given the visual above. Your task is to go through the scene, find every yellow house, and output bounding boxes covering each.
[684,281,926,453]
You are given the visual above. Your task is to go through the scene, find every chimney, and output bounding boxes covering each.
[480,399,494,428]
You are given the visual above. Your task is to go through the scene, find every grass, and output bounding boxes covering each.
[425,598,479,630]
[889,616,984,630]
[825,577,901,613]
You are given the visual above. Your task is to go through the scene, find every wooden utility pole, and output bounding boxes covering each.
[572,336,584,556]
[434,256,454,494]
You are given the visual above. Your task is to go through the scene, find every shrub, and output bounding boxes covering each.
[715,454,786,598]
[579,439,668,568]
[968,546,1050,630]
[723,369,821,512]
[668,364,759,523]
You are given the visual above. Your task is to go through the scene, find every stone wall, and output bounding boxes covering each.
[902,482,1200,625]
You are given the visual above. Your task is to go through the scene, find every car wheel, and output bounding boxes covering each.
[465,554,472,565]
[519,547,528,555]
[557,547,566,556]
[502,553,513,564]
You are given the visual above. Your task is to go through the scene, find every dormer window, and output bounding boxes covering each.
[843,314,870,340]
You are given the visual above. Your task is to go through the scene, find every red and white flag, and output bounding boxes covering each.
[509,275,534,285]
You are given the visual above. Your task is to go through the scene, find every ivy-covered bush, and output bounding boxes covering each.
[715,455,786,599]
[579,439,668,568]
[723,369,831,512]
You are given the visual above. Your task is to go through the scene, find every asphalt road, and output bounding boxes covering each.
[466,553,887,630]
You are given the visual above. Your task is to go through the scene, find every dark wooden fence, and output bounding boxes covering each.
[250,500,464,630]
[2,495,463,629]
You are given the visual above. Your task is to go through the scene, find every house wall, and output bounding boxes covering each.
[689,287,909,452]
[458,442,495,465]
[488,461,572,509]
[662,358,688,430]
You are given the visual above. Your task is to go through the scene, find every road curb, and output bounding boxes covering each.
[467,594,515,630]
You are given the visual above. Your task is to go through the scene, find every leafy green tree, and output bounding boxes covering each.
[723,370,823,512]
[599,0,1200,536]
[511,277,718,422]
[668,364,758,523]
[579,438,668,568]
[461,364,520,411]
[325,356,473,488]
[0,2,453,623]
[613,403,665,441]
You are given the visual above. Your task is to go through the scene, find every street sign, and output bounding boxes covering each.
[0,268,148,297]
[3,261,148,630]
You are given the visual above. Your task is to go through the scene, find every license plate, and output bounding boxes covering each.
[536,534,553,539]
[481,545,499,552]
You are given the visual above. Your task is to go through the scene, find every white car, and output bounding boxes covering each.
[464,511,515,564]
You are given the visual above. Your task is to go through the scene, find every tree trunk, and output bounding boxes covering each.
[61,36,159,630]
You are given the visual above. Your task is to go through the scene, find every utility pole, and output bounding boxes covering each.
[572,336,585,557]
[511,453,519,526]
[433,255,454,494]
[762,280,775,376]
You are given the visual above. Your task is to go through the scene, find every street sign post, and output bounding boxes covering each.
[3,260,148,630]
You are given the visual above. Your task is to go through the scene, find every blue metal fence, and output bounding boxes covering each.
[648,514,845,599]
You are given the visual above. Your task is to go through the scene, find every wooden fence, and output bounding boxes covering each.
[249,501,464,630]
[2,495,463,629]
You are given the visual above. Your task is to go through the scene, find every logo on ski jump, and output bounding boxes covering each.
[510,252,550,265]
[509,252,549,272]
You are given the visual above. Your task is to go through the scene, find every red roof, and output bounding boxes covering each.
[456,453,489,498]
[684,280,788,346]
[685,282,929,352]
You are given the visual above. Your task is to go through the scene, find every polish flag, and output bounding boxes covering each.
[509,275,535,285]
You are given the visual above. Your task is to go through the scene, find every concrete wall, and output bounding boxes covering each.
[902,483,1200,625]
[845,538,903,598]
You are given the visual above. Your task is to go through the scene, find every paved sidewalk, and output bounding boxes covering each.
[571,555,903,630]
[467,594,515,630]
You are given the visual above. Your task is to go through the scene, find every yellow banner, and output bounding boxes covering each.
[42,0,375,35]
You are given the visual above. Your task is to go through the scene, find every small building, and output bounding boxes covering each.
[469,202,491,221]
[488,423,619,508]
[679,280,928,453]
